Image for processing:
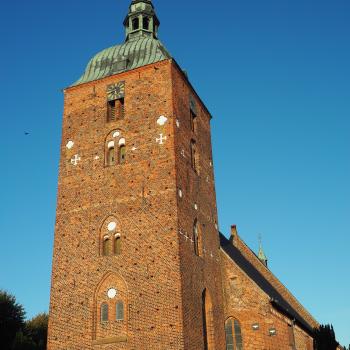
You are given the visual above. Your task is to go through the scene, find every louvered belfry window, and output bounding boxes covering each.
[107,100,116,122]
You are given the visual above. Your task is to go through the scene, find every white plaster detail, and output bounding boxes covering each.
[194,203,198,210]
[181,149,185,157]
[94,155,100,160]
[115,233,121,238]
[66,140,74,149]
[119,138,126,146]
[70,154,81,166]
[210,252,214,258]
[113,131,121,138]
[131,146,137,151]
[156,134,167,145]
[176,119,180,128]
[157,115,168,126]
[209,161,213,167]
[215,224,218,230]
[178,189,183,198]
[206,176,210,183]
[103,235,109,240]
[107,288,117,299]
[107,222,117,231]
[108,141,115,149]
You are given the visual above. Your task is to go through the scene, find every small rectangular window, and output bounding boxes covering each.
[107,100,116,122]
[190,110,197,133]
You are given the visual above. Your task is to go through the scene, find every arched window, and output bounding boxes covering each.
[225,318,243,350]
[202,289,214,350]
[103,238,112,256]
[132,17,139,30]
[143,17,150,30]
[114,236,121,255]
[107,146,115,166]
[116,301,124,321]
[119,145,126,164]
[101,303,108,322]
[193,220,199,256]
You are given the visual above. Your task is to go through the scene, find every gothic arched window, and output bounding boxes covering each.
[116,301,124,321]
[101,303,108,322]
[103,237,112,256]
[114,236,121,255]
[225,318,243,350]
[119,145,126,164]
[107,146,115,166]
[202,289,214,350]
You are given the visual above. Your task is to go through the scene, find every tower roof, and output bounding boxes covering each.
[71,0,171,87]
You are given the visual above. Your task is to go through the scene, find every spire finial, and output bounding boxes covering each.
[123,0,160,42]
[258,234,268,267]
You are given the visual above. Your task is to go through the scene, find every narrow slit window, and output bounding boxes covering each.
[190,110,197,133]
[103,238,112,256]
[116,301,124,321]
[225,319,234,350]
[193,220,199,256]
[107,147,115,166]
[119,145,126,164]
[234,319,243,350]
[190,140,199,173]
[101,303,108,322]
[114,236,121,255]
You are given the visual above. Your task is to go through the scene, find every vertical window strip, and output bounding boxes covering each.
[116,301,124,321]
[101,303,108,322]
[225,319,234,350]
[234,319,243,350]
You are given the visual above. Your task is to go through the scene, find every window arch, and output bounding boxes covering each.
[114,235,121,255]
[202,289,214,350]
[103,237,112,256]
[225,318,243,350]
[101,303,108,322]
[116,301,124,321]
[119,145,126,164]
[107,146,115,166]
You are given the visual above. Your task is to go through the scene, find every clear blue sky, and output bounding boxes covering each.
[0,0,349,346]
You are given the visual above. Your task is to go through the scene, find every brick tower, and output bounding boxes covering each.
[48,1,226,349]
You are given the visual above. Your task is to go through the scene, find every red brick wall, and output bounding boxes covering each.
[221,247,314,350]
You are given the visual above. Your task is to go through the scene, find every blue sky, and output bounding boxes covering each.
[0,0,349,346]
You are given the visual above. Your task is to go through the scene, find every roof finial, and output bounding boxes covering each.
[124,0,160,42]
[258,234,268,267]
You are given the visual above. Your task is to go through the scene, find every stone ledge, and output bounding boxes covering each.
[92,336,127,345]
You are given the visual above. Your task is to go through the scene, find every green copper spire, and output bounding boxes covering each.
[258,235,268,267]
[123,0,160,41]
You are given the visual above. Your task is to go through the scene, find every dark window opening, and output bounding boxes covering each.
[225,319,234,350]
[143,17,150,30]
[132,17,139,30]
[107,100,116,122]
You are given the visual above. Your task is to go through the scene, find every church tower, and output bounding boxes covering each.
[48,1,226,349]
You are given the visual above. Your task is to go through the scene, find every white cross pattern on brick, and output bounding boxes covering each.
[71,154,81,166]
[156,133,167,145]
